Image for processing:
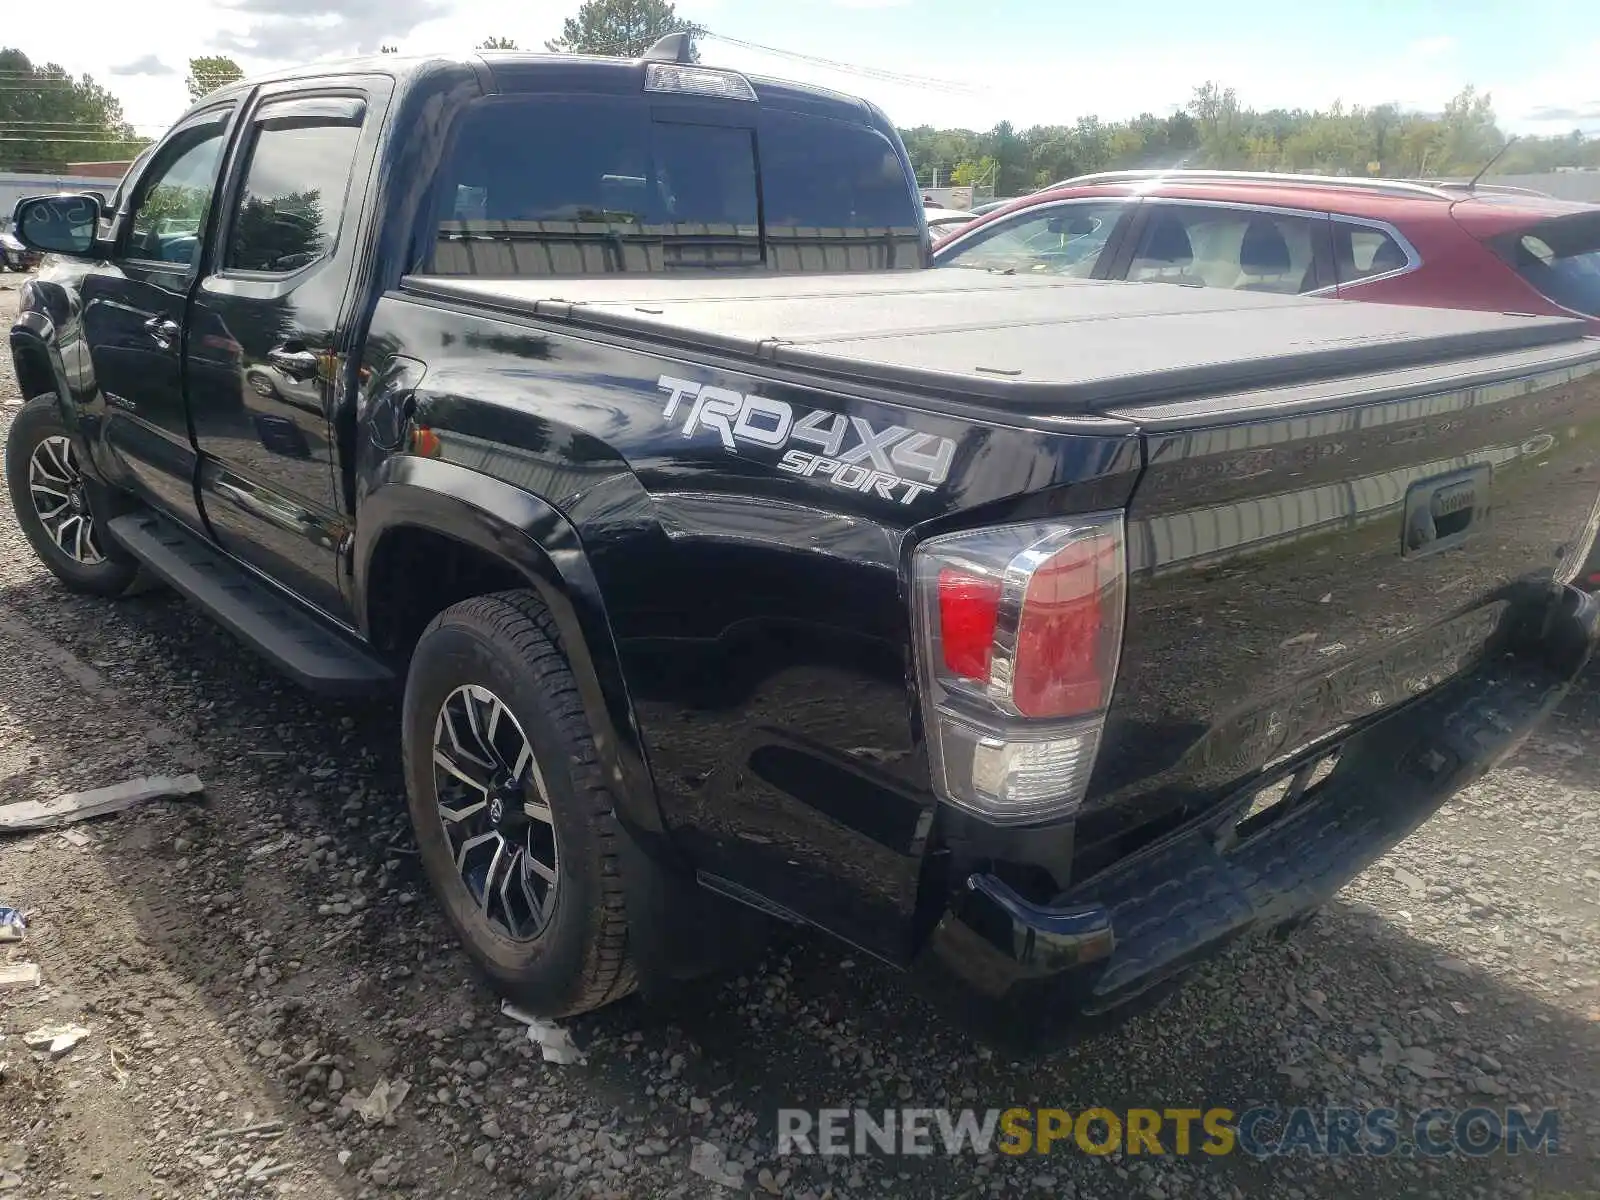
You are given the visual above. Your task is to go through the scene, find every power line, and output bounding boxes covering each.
[0,136,151,144]
[700,31,988,96]
[0,122,166,130]
[0,69,240,77]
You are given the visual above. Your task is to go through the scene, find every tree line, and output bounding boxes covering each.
[4,0,1596,187]
[905,83,1600,197]
[0,48,141,172]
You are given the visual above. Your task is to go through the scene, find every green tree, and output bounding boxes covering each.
[1188,81,1244,166]
[1438,85,1502,174]
[900,124,984,187]
[950,156,996,187]
[186,55,243,101]
[896,80,1595,193]
[983,121,1032,196]
[0,48,144,172]
[545,0,703,59]
[477,36,519,49]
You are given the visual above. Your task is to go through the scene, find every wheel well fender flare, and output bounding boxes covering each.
[8,320,70,415]
[355,455,668,844]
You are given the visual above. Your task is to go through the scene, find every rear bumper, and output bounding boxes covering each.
[913,584,1597,1049]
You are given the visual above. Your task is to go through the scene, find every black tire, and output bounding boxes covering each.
[402,589,636,1016]
[4,394,139,596]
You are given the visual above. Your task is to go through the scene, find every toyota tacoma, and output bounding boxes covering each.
[7,42,1600,1047]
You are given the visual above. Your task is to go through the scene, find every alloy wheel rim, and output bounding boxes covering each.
[432,684,558,942]
[28,436,105,565]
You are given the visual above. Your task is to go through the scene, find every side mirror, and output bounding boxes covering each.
[13,193,104,257]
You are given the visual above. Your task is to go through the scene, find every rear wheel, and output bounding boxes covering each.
[401,590,635,1016]
[4,394,138,596]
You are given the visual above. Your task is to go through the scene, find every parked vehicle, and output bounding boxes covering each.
[939,170,1600,590]
[935,170,1600,333]
[924,205,976,237]
[1,220,42,272]
[9,48,1600,1048]
[967,197,1022,218]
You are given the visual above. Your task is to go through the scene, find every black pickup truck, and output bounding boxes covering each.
[8,43,1600,1047]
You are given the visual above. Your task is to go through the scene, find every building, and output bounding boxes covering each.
[2,171,125,222]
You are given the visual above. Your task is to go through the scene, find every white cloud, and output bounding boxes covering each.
[109,55,175,77]
[213,0,449,60]
[1409,35,1457,59]
[8,1,1596,143]
[1474,38,1600,133]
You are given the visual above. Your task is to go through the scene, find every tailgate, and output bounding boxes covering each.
[1081,338,1600,864]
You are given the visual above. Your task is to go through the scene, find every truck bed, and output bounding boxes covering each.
[403,271,1597,413]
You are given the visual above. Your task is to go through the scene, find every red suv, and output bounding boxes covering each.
[932,170,1600,333]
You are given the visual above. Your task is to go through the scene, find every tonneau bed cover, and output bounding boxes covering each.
[403,272,1599,411]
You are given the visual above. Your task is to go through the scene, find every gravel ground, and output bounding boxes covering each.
[0,277,1597,1200]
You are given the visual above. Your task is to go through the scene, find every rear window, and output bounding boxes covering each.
[429,94,922,277]
[1333,222,1410,285]
[1501,216,1600,317]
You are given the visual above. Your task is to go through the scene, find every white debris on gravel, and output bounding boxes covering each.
[22,1023,89,1057]
[688,1139,745,1188]
[501,998,587,1065]
[0,773,204,832]
[0,963,41,989]
[344,1076,411,1125]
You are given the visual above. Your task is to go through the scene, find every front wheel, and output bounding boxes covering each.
[401,590,636,1017]
[4,394,139,596]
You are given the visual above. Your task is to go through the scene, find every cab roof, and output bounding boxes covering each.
[186,50,875,126]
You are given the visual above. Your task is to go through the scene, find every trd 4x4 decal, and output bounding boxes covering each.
[656,376,954,505]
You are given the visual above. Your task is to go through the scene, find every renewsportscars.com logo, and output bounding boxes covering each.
[656,375,957,505]
[775,1106,1561,1159]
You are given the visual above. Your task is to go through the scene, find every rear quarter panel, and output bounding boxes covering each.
[1337,213,1561,317]
[359,291,1141,963]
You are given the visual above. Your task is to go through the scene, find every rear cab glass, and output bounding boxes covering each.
[429,91,923,276]
[1494,211,1600,318]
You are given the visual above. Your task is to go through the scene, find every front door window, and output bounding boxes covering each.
[935,203,1125,277]
[124,125,229,271]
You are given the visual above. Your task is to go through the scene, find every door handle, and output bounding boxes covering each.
[144,316,180,350]
[1402,466,1490,558]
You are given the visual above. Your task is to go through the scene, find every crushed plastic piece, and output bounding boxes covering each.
[689,1140,745,1188]
[343,1076,411,1124]
[23,1023,89,1057]
[500,999,586,1065]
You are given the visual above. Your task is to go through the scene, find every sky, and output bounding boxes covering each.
[10,0,1600,143]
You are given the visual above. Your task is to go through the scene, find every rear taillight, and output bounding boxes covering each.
[937,568,1002,680]
[913,514,1126,825]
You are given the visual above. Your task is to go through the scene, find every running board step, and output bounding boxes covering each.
[106,512,394,698]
